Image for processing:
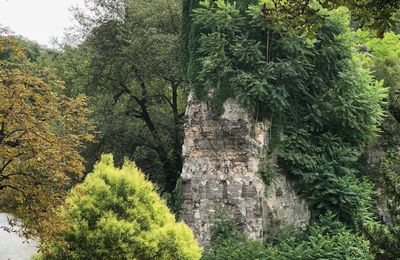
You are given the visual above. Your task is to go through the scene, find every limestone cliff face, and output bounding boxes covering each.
[181,95,310,246]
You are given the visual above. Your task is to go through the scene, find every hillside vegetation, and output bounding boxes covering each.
[1,0,400,259]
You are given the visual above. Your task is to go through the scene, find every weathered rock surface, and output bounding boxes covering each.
[181,95,310,246]
[263,172,311,238]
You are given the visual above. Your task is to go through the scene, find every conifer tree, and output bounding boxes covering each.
[38,154,201,259]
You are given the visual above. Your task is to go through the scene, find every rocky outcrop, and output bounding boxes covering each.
[263,172,311,238]
[181,94,310,247]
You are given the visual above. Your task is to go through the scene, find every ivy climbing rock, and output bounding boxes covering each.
[181,94,310,246]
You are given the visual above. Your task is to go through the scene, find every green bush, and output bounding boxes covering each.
[202,210,269,260]
[38,154,201,260]
[202,213,373,260]
[202,239,268,260]
[267,214,373,260]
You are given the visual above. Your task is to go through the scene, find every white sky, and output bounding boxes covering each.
[0,0,84,46]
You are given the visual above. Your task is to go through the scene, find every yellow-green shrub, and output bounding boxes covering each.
[39,154,201,259]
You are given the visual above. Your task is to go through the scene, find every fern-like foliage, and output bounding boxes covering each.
[186,0,387,226]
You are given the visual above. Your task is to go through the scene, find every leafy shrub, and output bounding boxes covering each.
[202,210,269,260]
[266,214,373,260]
[202,239,268,260]
[202,213,373,260]
[38,154,201,260]
[209,208,242,244]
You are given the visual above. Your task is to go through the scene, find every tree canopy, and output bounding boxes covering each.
[53,0,186,199]
[0,29,93,238]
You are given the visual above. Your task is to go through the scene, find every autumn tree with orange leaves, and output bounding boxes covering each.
[0,28,94,239]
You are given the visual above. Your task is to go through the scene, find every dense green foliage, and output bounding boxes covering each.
[51,0,186,197]
[351,30,400,259]
[182,1,398,258]
[186,0,386,225]
[38,154,201,259]
[202,213,373,260]
[3,0,400,258]
[320,0,400,38]
[0,31,93,240]
[354,31,400,147]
